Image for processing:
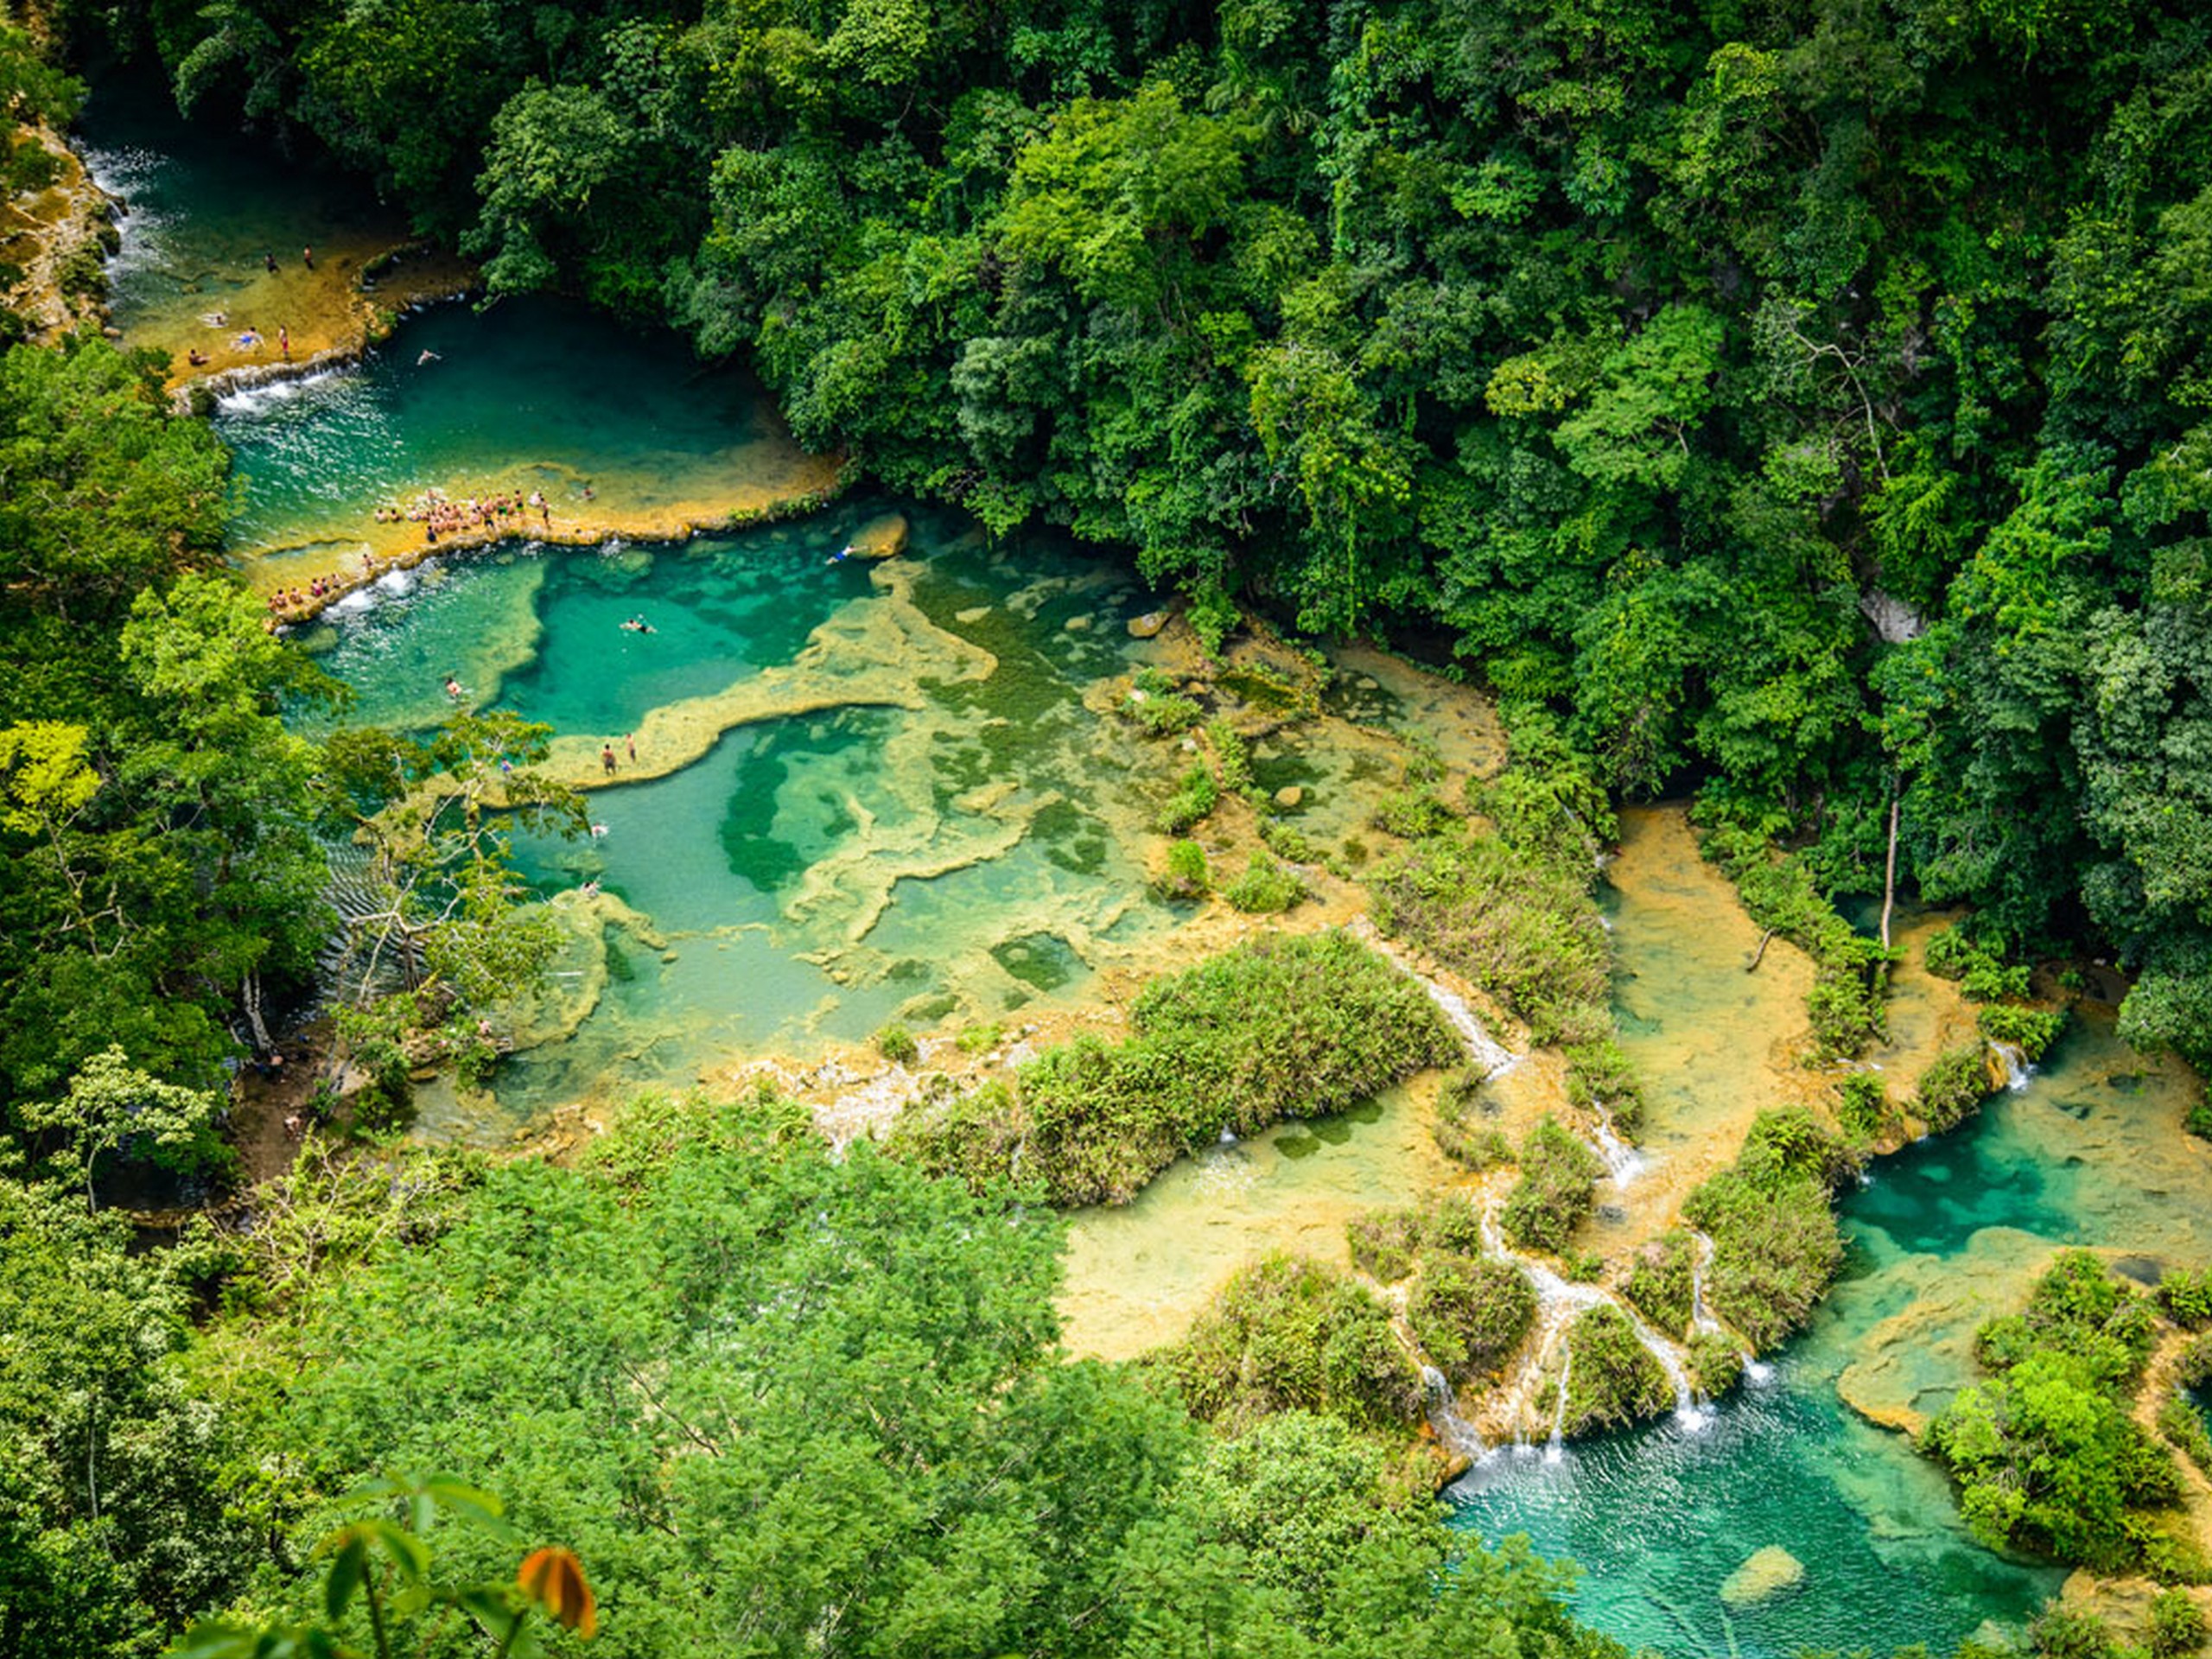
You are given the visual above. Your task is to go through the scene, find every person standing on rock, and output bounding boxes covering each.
[601,743,618,777]
[302,245,315,270]
[278,325,289,360]
[264,251,276,273]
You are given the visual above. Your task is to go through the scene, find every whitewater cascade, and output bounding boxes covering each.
[1989,1039,2034,1092]
[1546,1348,1573,1462]
[1590,1108,1647,1185]
[1472,1198,1706,1440]
[1421,1364,1487,1462]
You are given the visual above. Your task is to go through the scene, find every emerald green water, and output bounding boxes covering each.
[94,108,2212,1656]
[292,528,868,737]
[211,296,800,570]
[1448,1005,2212,1657]
[285,493,1164,1120]
[78,72,400,341]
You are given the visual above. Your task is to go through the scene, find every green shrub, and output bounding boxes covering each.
[1737,1104,1857,1194]
[1157,837,1210,901]
[1372,785,1459,839]
[1961,958,2033,1003]
[957,1022,1005,1054]
[1498,1116,1601,1255]
[1681,1134,1843,1354]
[1165,1253,1422,1432]
[1980,1002,2066,1061]
[2150,1588,2209,1658]
[1564,1038,1643,1136]
[1370,833,1611,1046]
[2158,1268,2212,1330]
[1926,1255,2181,1573]
[1432,1078,1511,1171]
[2180,1335,2212,1390]
[1973,1251,2158,1392]
[876,1024,919,1065]
[1924,926,1983,981]
[2030,1606,2117,1659]
[1926,927,2033,1001]
[1423,1195,1487,1256]
[1157,762,1220,833]
[1837,1071,1897,1142]
[1135,689,1203,736]
[1623,1231,1695,1338]
[2156,1392,2212,1478]
[1224,851,1304,913]
[2190,1087,2212,1141]
[1917,1043,1993,1133]
[1205,718,1252,791]
[3,136,64,194]
[1688,1331,1745,1399]
[1557,1304,1673,1435]
[1257,818,1321,865]
[888,932,1457,1205]
[1346,1210,1423,1281]
[54,239,106,302]
[1407,1250,1538,1384]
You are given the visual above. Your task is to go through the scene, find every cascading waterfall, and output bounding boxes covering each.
[1989,1038,2033,1092]
[1689,1230,1717,1332]
[1474,1197,1707,1441]
[1545,1347,1573,1462]
[1421,1364,1488,1463]
[1590,1108,1646,1185]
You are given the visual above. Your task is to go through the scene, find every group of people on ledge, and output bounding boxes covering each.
[373,486,554,543]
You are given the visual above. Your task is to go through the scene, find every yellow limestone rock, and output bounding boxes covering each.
[846,512,910,559]
[1719,1546,1805,1609]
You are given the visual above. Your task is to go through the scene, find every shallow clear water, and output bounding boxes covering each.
[77,72,403,345]
[212,296,801,574]
[300,506,1167,1124]
[1447,984,2212,1656]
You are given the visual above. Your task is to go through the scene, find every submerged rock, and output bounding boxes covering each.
[1719,1545,1805,1608]
[847,512,909,559]
[1128,610,1168,639]
[1274,785,1304,809]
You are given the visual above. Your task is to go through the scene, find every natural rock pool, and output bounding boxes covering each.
[91,105,2212,1659]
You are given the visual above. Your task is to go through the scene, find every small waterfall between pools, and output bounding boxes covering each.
[1988,1038,2034,1092]
[1422,1364,1487,1463]
[1545,1348,1573,1462]
[1473,1198,1704,1440]
[1590,1108,1646,1185]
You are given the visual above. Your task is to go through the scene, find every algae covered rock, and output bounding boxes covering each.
[1127,609,1168,639]
[1719,1545,1805,1608]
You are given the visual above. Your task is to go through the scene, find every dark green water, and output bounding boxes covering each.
[78,72,398,340]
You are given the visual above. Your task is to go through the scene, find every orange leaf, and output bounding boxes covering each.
[517,1546,597,1638]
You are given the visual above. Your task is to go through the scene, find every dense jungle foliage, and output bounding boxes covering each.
[58,0,2212,1083]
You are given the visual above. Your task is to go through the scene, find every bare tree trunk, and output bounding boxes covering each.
[1879,776,1902,952]
[242,968,274,1052]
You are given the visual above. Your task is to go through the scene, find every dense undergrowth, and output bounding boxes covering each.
[1924,1253,2202,1581]
[887,930,1456,1204]
[1681,1107,1852,1353]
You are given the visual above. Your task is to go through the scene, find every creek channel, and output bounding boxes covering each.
[87,89,2212,1659]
